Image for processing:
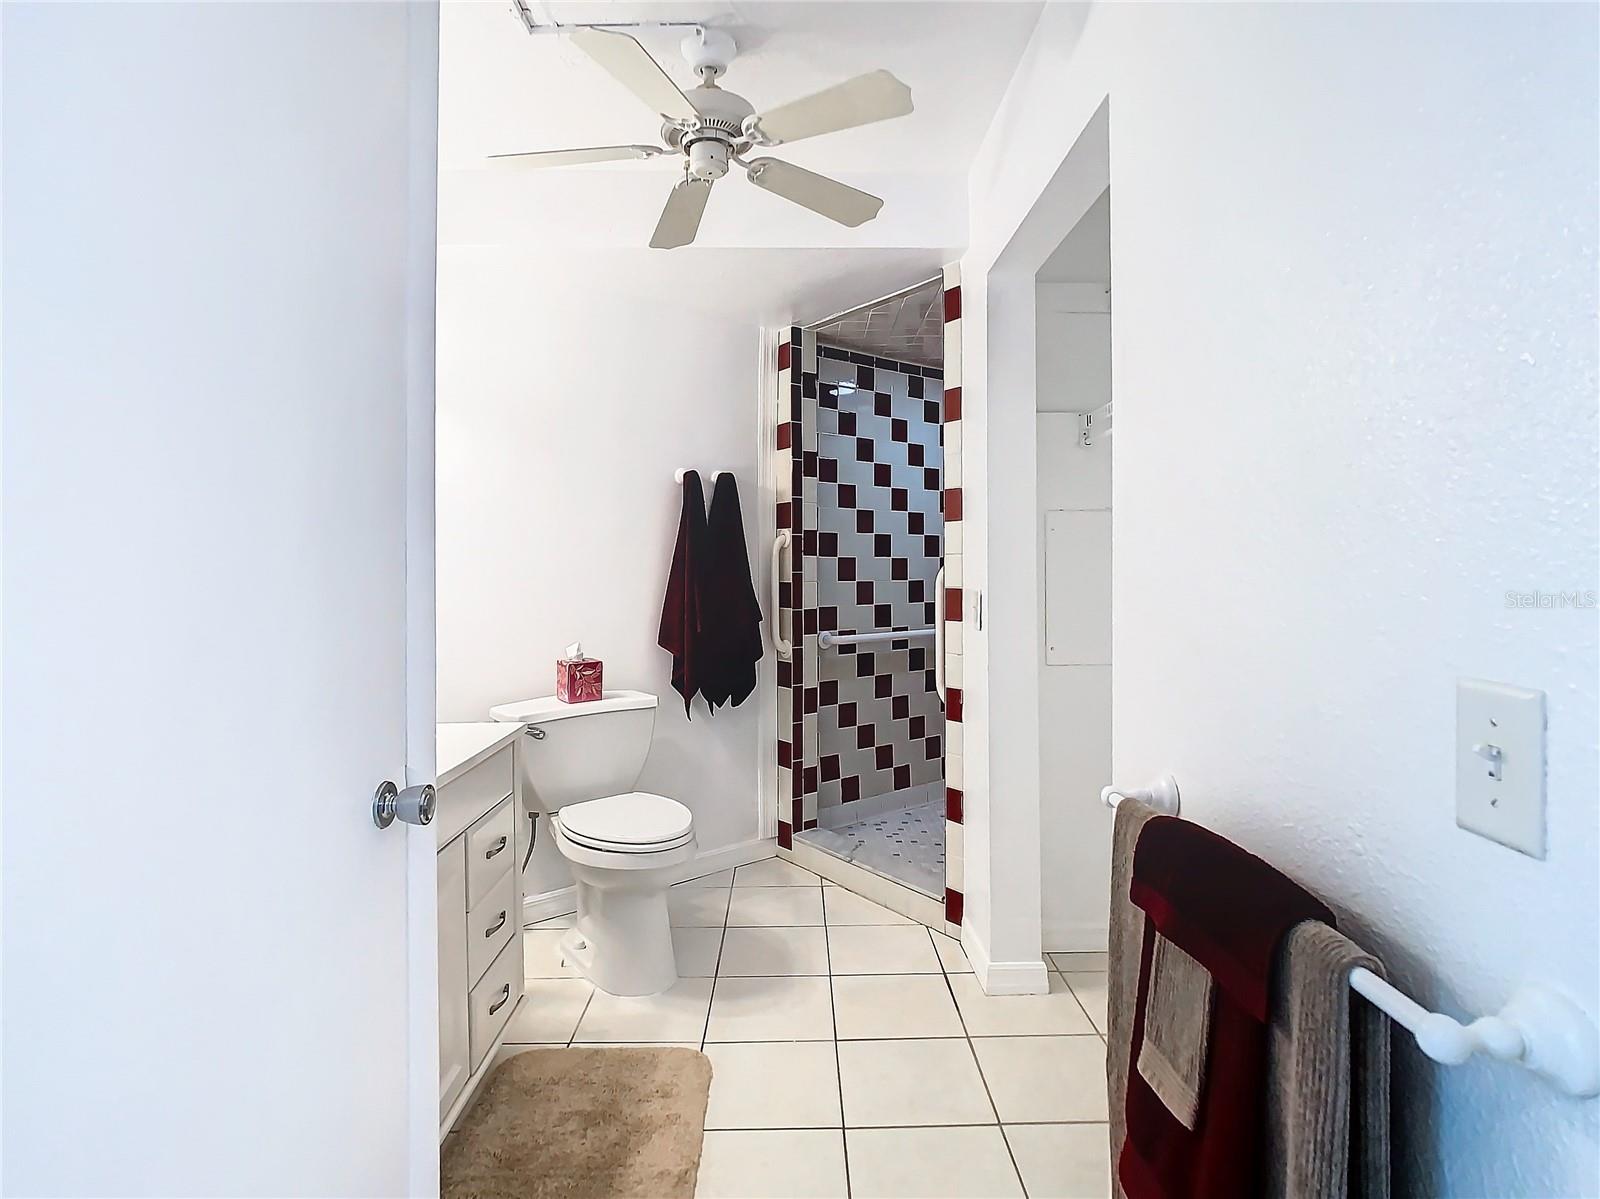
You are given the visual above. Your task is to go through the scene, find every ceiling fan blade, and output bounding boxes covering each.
[744,158,883,228]
[486,144,667,168]
[749,70,913,146]
[569,27,699,123]
[650,178,713,249]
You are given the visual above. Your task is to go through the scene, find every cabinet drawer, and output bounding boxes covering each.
[467,866,518,986]
[435,743,515,850]
[469,934,523,1073]
[465,796,518,910]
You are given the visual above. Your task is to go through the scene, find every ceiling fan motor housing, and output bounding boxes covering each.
[670,83,755,181]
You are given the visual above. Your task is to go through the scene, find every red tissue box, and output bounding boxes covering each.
[556,651,603,704]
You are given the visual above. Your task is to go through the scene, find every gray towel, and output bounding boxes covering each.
[1106,797,1159,1199]
[1263,920,1392,1199]
[1135,932,1215,1128]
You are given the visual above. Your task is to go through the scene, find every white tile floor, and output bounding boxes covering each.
[513,858,1112,1199]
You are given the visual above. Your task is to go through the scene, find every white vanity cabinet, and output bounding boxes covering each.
[435,724,527,1136]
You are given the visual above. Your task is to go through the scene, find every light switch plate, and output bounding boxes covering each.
[1455,678,1547,859]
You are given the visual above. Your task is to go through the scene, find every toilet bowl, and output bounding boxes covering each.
[489,691,695,997]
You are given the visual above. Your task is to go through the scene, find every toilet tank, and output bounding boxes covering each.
[488,690,657,814]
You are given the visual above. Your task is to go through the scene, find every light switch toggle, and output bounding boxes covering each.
[1473,742,1504,782]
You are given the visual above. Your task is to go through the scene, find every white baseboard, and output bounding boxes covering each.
[520,836,777,923]
[962,925,1051,996]
[1041,919,1110,954]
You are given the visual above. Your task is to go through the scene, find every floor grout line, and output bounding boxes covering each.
[548,867,1110,1194]
[821,874,853,1199]
[936,944,1029,1196]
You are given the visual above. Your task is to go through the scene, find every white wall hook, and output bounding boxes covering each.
[1102,772,1181,815]
[674,467,727,484]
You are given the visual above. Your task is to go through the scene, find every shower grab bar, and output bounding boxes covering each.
[1101,773,1600,1097]
[933,566,945,705]
[770,531,792,661]
[819,627,935,649]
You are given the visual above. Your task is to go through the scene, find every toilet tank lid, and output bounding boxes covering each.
[489,689,658,725]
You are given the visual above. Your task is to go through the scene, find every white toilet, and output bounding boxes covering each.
[489,690,694,997]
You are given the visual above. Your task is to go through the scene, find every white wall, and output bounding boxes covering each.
[963,4,1599,1195]
[1037,284,1113,951]
[436,249,763,891]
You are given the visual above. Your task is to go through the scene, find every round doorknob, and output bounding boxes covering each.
[373,781,436,829]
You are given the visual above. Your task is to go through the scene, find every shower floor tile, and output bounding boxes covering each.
[798,798,945,898]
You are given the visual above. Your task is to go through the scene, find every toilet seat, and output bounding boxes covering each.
[557,792,694,854]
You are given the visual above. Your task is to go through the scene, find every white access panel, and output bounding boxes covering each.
[1044,510,1112,665]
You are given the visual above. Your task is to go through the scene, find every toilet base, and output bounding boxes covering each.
[554,836,696,997]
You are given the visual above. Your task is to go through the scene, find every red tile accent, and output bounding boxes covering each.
[944,487,963,522]
[778,821,793,849]
[778,740,792,768]
[946,587,963,619]
[943,286,962,322]
[946,787,964,823]
[946,687,963,723]
[945,386,961,421]
[777,341,792,372]
[776,422,792,451]
[945,887,964,924]
[776,500,791,530]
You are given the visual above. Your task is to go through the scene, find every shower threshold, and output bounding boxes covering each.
[794,798,945,900]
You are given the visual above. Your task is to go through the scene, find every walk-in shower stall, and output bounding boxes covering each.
[773,277,957,906]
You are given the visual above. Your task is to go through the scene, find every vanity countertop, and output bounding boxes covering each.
[437,721,524,788]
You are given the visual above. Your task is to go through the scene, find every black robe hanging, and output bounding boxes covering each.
[698,473,765,711]
[657,470,708,716]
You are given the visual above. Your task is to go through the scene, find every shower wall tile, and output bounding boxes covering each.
[814,344,945,818]
[945,821,964,891]
[941,261,964,928]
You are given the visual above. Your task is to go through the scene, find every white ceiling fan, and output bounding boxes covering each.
[490,27,913,249]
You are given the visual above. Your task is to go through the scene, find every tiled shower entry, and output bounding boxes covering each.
[775,279,953,907]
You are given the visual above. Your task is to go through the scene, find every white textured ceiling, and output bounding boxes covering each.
[439,0,1043,248]
[815,276,943,365]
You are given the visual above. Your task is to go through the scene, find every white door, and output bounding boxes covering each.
[1,3,439,1195]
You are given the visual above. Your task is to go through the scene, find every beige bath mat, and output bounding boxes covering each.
[442,1047,713,1199]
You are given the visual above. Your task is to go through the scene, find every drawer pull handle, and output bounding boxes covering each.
[484,910,508,938]
[484,835,508,860]
[488,984,511,1015]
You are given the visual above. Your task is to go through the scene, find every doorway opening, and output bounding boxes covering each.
[1035,187,1114,953]
[780,277,950,900]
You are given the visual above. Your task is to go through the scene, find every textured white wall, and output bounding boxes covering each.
[965,4,1599,1194]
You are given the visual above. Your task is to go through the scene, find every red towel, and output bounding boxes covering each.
[657,471,708,716]
[1119,816,1333,1199]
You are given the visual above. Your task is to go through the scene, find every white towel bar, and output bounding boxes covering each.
[1102,774,1181,815]
[819,627,935,649]
[674,467,727,484]
[1104,773,1600,1096]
